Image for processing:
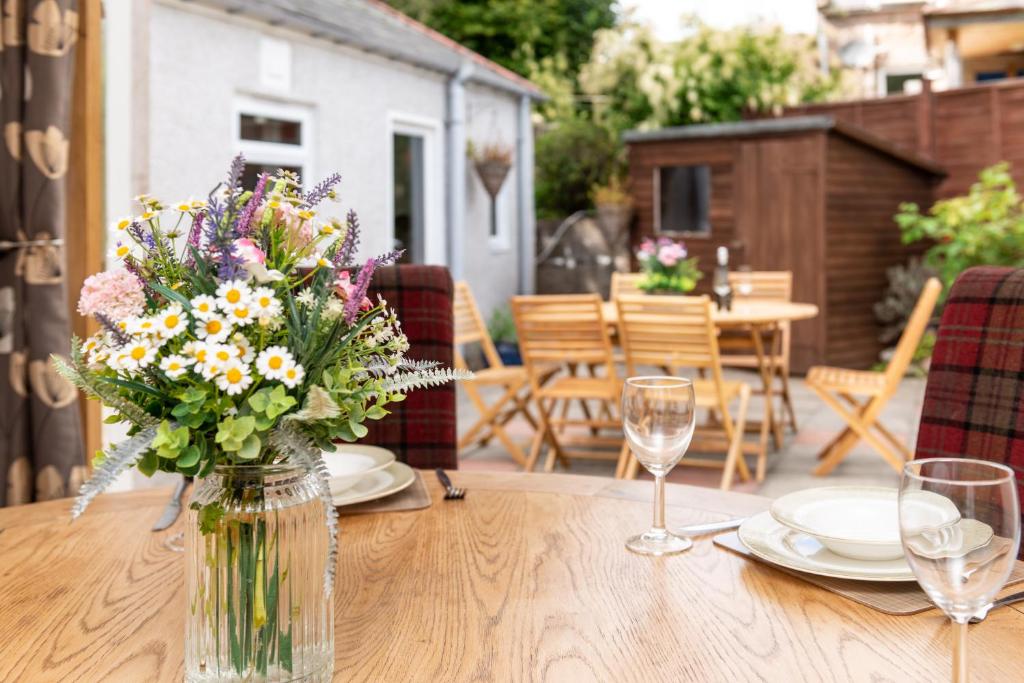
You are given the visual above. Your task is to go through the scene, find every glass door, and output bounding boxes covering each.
[393,133,425,263]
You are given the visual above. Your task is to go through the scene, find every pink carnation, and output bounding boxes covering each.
[334,271,372,311]
[233,238,266,265]
[77,269,146,320]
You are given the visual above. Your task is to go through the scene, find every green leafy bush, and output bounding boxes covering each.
[535,116,623,218]
[896,162,1024,293]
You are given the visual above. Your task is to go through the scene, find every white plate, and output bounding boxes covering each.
[738,511,918,582]
[770,486,959,562]
[324,445,396,494]
[331,461,416,507]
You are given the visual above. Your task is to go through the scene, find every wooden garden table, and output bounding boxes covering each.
[603,299,819,469]
[1,470,1022,682]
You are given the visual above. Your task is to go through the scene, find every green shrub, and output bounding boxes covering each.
[535,116,622,218]
[896,162,1024,294]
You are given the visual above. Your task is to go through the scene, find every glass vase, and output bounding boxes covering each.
[184,463,334,682]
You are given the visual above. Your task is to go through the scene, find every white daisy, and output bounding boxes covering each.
[155,305,187,339]
[127,316,158,337]
[196,315,231,343]
[280,361,305,389]
[209,343,237,366]
[255,345,294,380]
[216,360,254,395]
[200,359,225,381]
[108,242,133,262]
[215,279,252,311]
[232,334,255,363]
[111,216,133,232]
[174,198,197,212]
[251,287,282,318]
[190,342,213,372]
[122,339,157,370]
[160,354,190,379]
[226,302,255,327]
[190,294,218,320]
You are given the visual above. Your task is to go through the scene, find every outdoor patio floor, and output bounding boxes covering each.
[457,370,927,497]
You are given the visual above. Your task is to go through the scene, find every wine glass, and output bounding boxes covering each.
[899,458,1021,683]
[622,376,696,556]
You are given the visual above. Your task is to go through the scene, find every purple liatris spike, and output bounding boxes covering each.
[184,210,205,266]
[343,258,377,325]
[301,172,342,209]
[225,154,246,201]
[333,209,361,267]
[235,174,267,237]
[95,312,131,347]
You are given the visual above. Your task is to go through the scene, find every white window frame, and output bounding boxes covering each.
[232,94,314,182]
[386,112,445,265]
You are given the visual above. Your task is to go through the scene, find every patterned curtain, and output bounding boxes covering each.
[0,0,87,505]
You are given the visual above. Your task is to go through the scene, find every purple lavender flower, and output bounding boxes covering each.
[301,172,341,209]
[235,173,268,237]
[183,210,205,266]
[333,209,361,267]
[95,312,131,348]
[343,258,377,325]
[225,153,246,202]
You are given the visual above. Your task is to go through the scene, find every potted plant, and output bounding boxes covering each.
[636,236,703,293]
[472,141,513,199]
[487,306,521,365]
[60,158,468,682]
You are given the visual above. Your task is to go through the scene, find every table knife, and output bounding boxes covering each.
[675,517,746,537]
[152,477,189,531]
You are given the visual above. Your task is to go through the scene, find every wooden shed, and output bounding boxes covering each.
[625,115,945,373]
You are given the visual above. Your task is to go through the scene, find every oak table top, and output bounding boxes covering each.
[1,471,1022,682]
[601,299,820,327]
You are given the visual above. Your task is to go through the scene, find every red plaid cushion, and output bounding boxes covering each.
[360,265,457,470]
[916,267,1024,555]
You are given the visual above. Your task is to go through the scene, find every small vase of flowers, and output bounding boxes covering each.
[636,236,703,294]
[57,157,468,681]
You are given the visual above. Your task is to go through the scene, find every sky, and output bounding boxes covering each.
[622,0,820,40]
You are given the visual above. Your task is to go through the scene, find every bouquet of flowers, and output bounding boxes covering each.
[635,236,703,293]
[56,157,468,678]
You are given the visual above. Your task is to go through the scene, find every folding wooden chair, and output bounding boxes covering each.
[615,294,753,489]
[511,294,622,472]
[453,282,553,466]
[807,277,942,476]
[610,272,645,299]
[719,271,797,431]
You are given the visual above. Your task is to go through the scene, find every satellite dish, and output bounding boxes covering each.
[839,39,876,69]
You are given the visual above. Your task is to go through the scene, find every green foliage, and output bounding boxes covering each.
[896,162,1024,293]
[387,0,616,83]
[487,306,517,344]
[874,259,938,345]
[535,116,623,218]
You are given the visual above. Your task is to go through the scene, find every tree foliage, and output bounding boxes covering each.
[534,116,622,219]
[387,0,617,82]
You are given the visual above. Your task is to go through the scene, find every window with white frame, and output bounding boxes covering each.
[233,95,313,188]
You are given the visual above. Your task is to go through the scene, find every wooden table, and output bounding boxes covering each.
[603,300,819,467]
[2,471,1023,682]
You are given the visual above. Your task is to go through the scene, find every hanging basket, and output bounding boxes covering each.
[475,159,512,199]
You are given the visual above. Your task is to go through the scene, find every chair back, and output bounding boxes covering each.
[361,265,457,469]
[610,272,645,299]
[884,277,942,386]
[729,271,792,301]
[616,294,727,399]
[512,294,615,380]
[453,281,502,370]
[915,267,1024,558]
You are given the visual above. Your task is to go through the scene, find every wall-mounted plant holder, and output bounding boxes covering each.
[472,142,513,239]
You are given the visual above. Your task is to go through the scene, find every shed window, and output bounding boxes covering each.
[656,165,711,235]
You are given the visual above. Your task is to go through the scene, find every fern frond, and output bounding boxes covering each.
[283,385,341,423]
[52,349,156,428]
[71,425,160,520]
[378,367,473,394]
[268,423,339,596]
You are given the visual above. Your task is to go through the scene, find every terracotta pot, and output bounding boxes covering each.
[475,159,511,199]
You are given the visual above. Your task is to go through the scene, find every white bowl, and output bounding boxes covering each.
[323,445,396,494]
[770,486,959,562]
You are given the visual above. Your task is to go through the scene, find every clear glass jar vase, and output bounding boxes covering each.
[184,463,334,682]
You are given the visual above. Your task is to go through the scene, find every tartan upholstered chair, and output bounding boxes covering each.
[915,267,1024,557]
[361,266,457,470]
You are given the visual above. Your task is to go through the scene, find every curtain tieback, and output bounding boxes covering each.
[0,238,65,252]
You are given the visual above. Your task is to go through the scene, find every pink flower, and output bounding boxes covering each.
[77,269,146,320]
[334,271,371,311]
[233,238,265,265]
[265,201,313,248]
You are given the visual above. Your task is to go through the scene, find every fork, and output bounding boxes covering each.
[435,468,465,500]
[969,590,1024,624]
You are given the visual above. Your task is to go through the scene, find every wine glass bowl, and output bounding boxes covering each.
[899,458,1021,682]
[622,376,696,556]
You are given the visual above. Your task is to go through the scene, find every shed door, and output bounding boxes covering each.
[735,136,824,371]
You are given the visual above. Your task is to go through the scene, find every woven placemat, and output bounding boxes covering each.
[715,531,1024,616]
[338,470,432,515]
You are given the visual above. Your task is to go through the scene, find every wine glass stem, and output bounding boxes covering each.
[952,618,968,683]
[652,474,666,535]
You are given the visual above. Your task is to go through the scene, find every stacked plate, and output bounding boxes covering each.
[323,445,416,506]
[737,486,961,582]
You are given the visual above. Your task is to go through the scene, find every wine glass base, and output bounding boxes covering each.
[626,531,692,556]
